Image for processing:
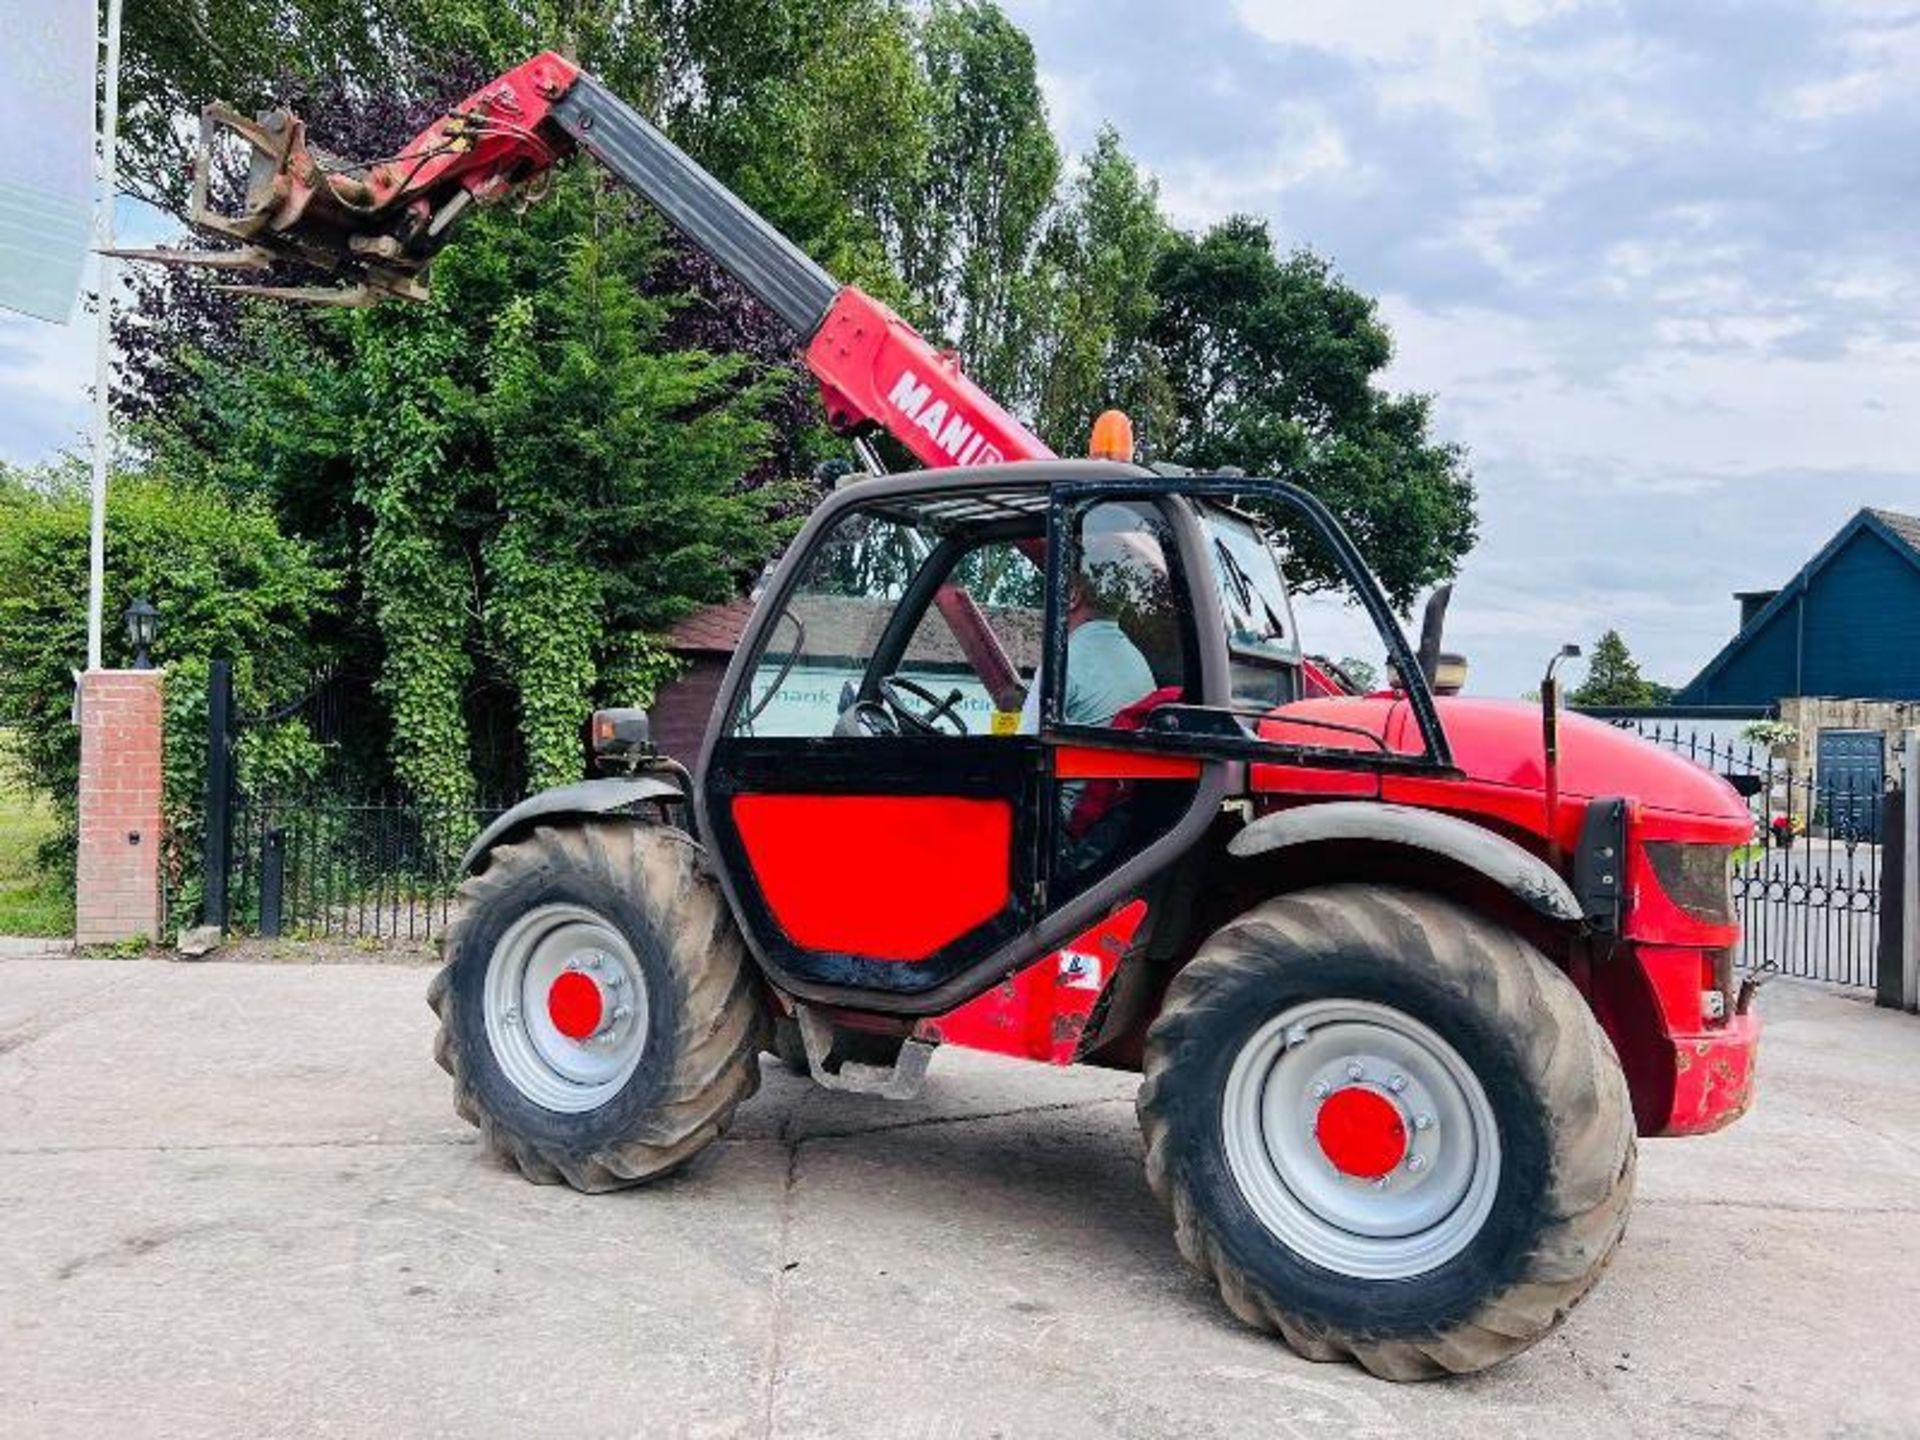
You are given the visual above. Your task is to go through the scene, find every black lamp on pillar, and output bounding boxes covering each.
[123,596,159,670]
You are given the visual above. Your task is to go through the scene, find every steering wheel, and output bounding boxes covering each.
[879,675,968,736]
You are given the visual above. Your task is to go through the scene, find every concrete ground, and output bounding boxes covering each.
[1,955,1915,1439]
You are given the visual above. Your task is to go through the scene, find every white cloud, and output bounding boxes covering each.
[1034,66,1102,152]
[1782,19,1920,119]
[1000,0,1920,694]
[0,310,94,465]
[1229,0,1602,120]
[1228,0,1590,67]
[1154,104,1363,224]
[1374,287,1920,690]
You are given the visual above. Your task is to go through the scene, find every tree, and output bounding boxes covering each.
[0,464,336,867]
[1147,217,1476,608]
[1029,127,1174,451]
[643,0,932,298]
[110,1,1484,799]
[1334,656,1379,692]
[118,0,432,211]
[134,166,792,803]
[893,0,1060,406]
[1569,630,1657,708]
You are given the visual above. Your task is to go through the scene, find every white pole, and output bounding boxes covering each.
[86,0,126,672]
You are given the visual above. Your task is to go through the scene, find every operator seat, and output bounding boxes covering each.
[1063,684,1184,845]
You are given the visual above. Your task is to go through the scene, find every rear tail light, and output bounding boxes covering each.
[1645,841,1736,924]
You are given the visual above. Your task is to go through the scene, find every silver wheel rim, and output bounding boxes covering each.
[1221,998,1501,1280]
[482,903,651,1114]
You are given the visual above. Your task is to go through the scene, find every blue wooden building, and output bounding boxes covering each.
[1676,507,1919,830]
[1677,507,1920,708]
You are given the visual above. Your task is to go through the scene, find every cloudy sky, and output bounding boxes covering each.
[3,1,1916,697]
[1009,0,1919,696]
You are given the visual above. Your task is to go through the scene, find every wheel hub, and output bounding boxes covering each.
[546,969,607,1040]
[1222,999,1502,1280]
[1313,1086,1407,1179]
[482,905,651,1114]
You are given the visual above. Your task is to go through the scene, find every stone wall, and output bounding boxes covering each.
[1777,696,1920,780]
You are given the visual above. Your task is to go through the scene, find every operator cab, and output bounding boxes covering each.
[728,489,1304,744]
[696,463,1449,1008]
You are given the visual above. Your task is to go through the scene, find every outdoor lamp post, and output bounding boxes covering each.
[123,595,158,669]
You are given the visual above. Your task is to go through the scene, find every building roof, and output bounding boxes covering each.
[1676,506,1920,704]
[668,598,756,655]
[1872,506,1920,555]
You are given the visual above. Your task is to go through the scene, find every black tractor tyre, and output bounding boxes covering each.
[1138,884,1635,1380]
[428,821,770,1192]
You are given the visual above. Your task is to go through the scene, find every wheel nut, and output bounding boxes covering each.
[1414,1113,1434,1131]
[585,954,602,971]
[1372,1175,1391,1190]
[1407,1154,1428,1173]
[1345,1062,1364,1082]
[1311,1081,1331,1099]
[1388,1073,1407,1093]
[613,1004,632,1023]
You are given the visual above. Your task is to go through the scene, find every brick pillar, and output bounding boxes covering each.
[75,670,166,945]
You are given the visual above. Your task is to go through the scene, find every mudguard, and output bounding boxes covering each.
[461,777,686,874]
[1228,801,1583,923]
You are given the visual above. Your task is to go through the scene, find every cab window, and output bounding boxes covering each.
[731,511,931,738]
[731,496,1046,739]
[1044,500,1188,731]
[1201,506,1301,708]
[898,541,1044,732]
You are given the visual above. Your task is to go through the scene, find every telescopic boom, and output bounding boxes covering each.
[129,51,1055,476]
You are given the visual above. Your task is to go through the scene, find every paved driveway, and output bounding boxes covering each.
[1,956,1916,1438]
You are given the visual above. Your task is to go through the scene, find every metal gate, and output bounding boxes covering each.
[1817,729,1885,841]
[1601,718,1886,989]
[199,660,504,942]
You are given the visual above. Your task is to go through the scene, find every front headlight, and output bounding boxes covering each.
[1644,841,1736,924]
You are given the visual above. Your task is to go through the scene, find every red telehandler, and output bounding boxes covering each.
[143,53,1760,1379]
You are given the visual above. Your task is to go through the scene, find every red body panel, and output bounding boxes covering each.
[1054,746,1204,781]
[730,794,1012,961]
[1592,945,1757,1134]
[920,902,1147,1064]
[1664,1015,1760,1135]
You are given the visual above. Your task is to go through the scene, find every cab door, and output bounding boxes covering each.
[1034,495,1216,905]
[698,484,1053,999]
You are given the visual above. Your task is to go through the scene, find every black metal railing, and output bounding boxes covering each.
[225,792,509,943]
[1608,719,1884,989]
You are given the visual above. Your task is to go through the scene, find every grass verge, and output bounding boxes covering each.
[0,746,72,937]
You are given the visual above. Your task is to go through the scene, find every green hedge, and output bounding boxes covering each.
[0,465,337,930]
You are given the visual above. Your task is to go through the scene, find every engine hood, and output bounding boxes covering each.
[1256,694,1752,826]
[1416,697,1750,823]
